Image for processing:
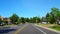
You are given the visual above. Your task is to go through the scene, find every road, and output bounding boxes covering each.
[0,23,60,34]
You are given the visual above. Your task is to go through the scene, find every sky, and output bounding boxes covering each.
[0,0,60,18]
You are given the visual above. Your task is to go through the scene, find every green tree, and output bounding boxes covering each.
[20,17,25,24]
[46,13,50,22]
[46,7,60,24]
[31,16,41,23]
[41,17,44,22]
[10,13,19,24]
[17,18,22,24]
[25,18,30,22]
[57,12,60,20]
[50,7,60,24]
[0,19,2,23]
[30,18,33,23]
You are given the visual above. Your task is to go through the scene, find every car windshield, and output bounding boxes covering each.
[0,0,60,34]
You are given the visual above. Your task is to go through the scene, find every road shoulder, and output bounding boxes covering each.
[35,24,60,34]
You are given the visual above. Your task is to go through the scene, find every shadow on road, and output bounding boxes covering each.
[0,27,16,34]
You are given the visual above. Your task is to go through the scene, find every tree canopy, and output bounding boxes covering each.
[10,13,19,24]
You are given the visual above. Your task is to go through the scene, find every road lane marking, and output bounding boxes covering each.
[14,24,27,34]
[32,25,47,34]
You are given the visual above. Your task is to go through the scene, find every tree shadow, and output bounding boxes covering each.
[0,27,17,34]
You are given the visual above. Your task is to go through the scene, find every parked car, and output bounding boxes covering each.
[0,22,5,26]
[58,21,60,25]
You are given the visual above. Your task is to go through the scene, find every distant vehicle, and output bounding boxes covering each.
[0,22,5,26]
[58,21,60,25]
[42,21,47,24]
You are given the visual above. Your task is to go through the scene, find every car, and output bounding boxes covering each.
[0,22,5,26]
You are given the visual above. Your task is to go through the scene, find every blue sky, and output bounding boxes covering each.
[0,0,60,18]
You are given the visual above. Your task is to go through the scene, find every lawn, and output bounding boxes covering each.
[50,25,60,31]
[36,23,55,27]
[36,23,60,31]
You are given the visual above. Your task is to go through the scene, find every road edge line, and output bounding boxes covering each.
[35,24,60,34]
[32,25,47,34]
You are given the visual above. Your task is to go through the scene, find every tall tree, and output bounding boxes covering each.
[19,17,25,23]
[32,16,41,23]
[46,13,50,23]
[45,7,60,24]
[25,18,30,22]
[50,7,60,24]
[10,13,19,24]
[30,18,33,23]
[57,12,60,20]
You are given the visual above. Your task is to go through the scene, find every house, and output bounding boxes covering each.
[3,18,11,24]
[0,16,11,24]
[0,16,3,20]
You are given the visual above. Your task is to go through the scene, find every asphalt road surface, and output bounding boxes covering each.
[0,23,60,34]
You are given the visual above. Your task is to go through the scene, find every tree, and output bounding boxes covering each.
[35,17,41,23]
[48,15,55,24]
[57,12,60,20]
[17,18,22,24]
[31,16,41,23]
[10,13,19,24]
[19,17,25,24]
[0,19,2,23]
[46,13,50,18]
[41,17,44,22]
[46,13,50,23]
[29,18,33,23]
[50,7,60,24]
[25,18,30,22]
[45,7,60,24]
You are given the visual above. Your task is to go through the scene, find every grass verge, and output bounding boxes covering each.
[49,25,60,31]
[36,23,60,31]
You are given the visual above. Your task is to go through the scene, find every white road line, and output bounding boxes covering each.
[32,25,47,34]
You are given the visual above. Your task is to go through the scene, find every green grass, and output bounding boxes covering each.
[36,23,55,27]
[36,23,60,31]
[50,25,60,31]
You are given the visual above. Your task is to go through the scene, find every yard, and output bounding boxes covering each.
[36,23,60,31]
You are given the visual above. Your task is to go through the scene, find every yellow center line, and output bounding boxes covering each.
[14,26,26,34]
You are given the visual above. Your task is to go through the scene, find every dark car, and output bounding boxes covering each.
[0,22,5,26]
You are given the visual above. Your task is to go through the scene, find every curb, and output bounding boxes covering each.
[35,24,60,34]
